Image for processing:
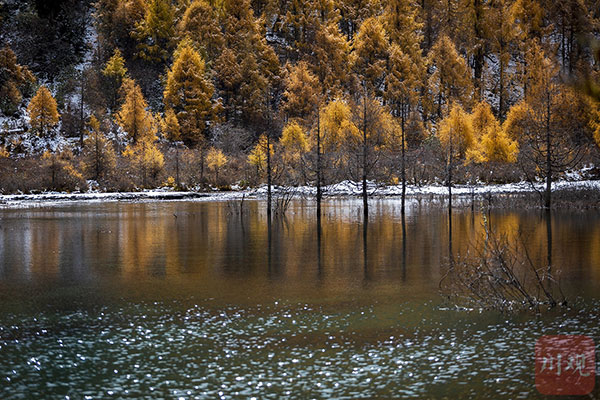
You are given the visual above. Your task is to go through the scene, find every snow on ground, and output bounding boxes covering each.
[251,179,600,197]
[0,179,599,208]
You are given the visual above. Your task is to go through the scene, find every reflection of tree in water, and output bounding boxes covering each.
[440,209,566,313]
[2,201,599,296]
[401,213,407,282]
[363,219,370,282]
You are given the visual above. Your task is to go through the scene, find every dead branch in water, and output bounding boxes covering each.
[440,226,567,313]
[273,186,297,217]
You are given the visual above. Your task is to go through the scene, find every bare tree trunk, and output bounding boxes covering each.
[545,208,556,307]
[362,95,368,222]
[267,133,272,222]
[448,131,454,263]
[401,101,407,216]
[473,0,484,100]
[175,144,180,188]
[51,161,56,189]
[545,208,552,275]
[401,211,407,281]
[317,214,323,278]
[95,134,100,181]
[363,218,369,281]
[79,73,85,149]
[113,120,120,153]
[316,111,322,224]
[545,91,552,209]
[267,215,272,276]
[499,53,505,120]
[199,147,205,183]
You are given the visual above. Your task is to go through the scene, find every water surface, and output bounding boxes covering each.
[0,198,599,398]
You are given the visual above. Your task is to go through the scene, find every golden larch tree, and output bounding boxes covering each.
[122,136,165,188]
[438,104,475,211]
[117,78,156,143]
[471,101,518,164]
[351,16,389,96]
[248,134,274,175]
[0,46,35,115]
[134,0,176,64]
[216,0,280,126]
[160,109,181,142]
[28,86,60,137]
[164,41,217,147]
[280,120,310,171]
[82,115,117,181]
[282,61,321,122]
[310,22,351,96]
[102,48,128,116]
[178,0,224,61]
[427,35,473,119]
[206,147,228,184]
[509,41,589,208]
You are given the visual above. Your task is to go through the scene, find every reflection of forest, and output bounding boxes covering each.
[0,201,598,294]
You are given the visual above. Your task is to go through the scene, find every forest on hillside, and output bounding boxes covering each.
[1,0,600,206]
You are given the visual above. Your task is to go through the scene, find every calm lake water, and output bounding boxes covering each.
[0,198,599,399]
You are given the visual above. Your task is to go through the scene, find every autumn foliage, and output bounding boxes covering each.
[27,86,59,137]
[0,0,597,196]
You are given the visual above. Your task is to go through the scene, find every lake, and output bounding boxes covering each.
[0,198,599,398]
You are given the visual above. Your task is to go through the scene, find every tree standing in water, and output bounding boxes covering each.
[438,104,476,256]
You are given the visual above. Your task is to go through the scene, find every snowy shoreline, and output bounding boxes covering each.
[0,179,598,208]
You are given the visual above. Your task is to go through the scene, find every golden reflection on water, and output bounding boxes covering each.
[0,199,598,299]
